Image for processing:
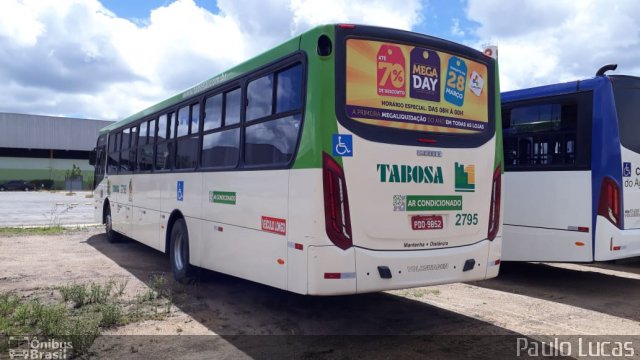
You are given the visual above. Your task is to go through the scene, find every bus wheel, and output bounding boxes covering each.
[170,218,194,283]
[105,207,120,243]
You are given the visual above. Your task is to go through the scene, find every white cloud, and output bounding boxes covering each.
[0,0,422,120]
[290,0,422,33]
[466,0,640,91]
[451,18,465,37]
[0,1,45,47]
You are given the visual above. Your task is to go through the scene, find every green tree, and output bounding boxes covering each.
[65,164,82,179]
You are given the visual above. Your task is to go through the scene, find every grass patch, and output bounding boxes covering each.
[0,294,97,355]
[2,277,182,356]
[97,302,122,327]
[59,282,113,308]
[0,226,65,236]
[114,278,128,297]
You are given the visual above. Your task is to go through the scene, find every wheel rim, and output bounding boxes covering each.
[173,232,185,271]
[106,214,112,234]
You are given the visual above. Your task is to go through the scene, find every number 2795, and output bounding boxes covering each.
[455,213,478,226]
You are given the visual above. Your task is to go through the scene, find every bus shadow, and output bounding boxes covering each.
[85,234,529,359]
[472,262,640,322]
[582,258,640,275]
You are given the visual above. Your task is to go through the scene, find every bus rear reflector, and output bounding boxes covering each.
[487,165,501,241]
[324,272,356,279]
[568,226,589,232]
[609,238,623,251]
[323,153,353,250]
[597,177,621,228]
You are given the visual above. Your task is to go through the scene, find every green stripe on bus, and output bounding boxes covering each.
[293,25,340,169]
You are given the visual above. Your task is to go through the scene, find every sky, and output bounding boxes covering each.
[0,0,638,121]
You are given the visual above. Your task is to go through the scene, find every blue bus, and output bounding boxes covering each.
[501,65,640,262]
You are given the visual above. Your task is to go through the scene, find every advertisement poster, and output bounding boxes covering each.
[346,39,489,134]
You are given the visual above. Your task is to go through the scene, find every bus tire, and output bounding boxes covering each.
[170,218,194,283]
[105,207,121,243]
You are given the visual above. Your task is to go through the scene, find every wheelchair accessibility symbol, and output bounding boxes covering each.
[177,181,184,201]
[623,162,632,177]
[332,134,353,157]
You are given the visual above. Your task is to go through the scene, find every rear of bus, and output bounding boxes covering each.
[303,25,502,294]
[595,75,640,260]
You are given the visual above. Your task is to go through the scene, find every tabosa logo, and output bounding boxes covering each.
[454,162,475,192]
[376,164,443,184]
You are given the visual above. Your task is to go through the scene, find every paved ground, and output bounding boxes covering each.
[1,193,640,358]
[0,191,96,226]
[1,229,639,359]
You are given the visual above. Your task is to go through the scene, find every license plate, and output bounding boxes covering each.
[411,215,444,230]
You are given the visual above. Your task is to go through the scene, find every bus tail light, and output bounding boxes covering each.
[487,165,501,241]
[597,177,621,228]
[323,153,353,250]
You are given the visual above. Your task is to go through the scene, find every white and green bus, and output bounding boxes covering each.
[91,24,503,295]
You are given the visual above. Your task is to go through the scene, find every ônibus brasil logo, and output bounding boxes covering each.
[376,164,443,184]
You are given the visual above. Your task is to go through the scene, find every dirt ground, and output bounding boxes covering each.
[1,229,639,359]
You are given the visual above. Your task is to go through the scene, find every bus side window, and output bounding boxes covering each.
[107,133,118,174]
[175,104,199,170]
[276,64,303,113]
[155,113,175,171]
[177,106,189,137]
[120,128,132,173]
[190,103,200,134]
[203,94,222,131]
[114,132,122,174]
[247,74,273,121]
[503,97,586,170]
[201,90,239,169]
[225,89,241,126]
[141,119,156,171]
[201,128,240,168]
[518,138,532,165]
[245,114,301,166]
[155,142,174,171]
[129,126,138,173]
[243,63,304,167]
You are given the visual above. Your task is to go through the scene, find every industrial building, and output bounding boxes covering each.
[0,112,113,190]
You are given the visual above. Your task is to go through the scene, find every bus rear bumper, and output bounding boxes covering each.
[307,238,501,295]
[595,216,640,261]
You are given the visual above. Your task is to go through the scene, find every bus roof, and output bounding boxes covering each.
[501,74,640,103]
[101,23,491,135]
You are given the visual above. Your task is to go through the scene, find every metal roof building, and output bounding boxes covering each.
[0,112,112,151]
[0,112,114,190]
